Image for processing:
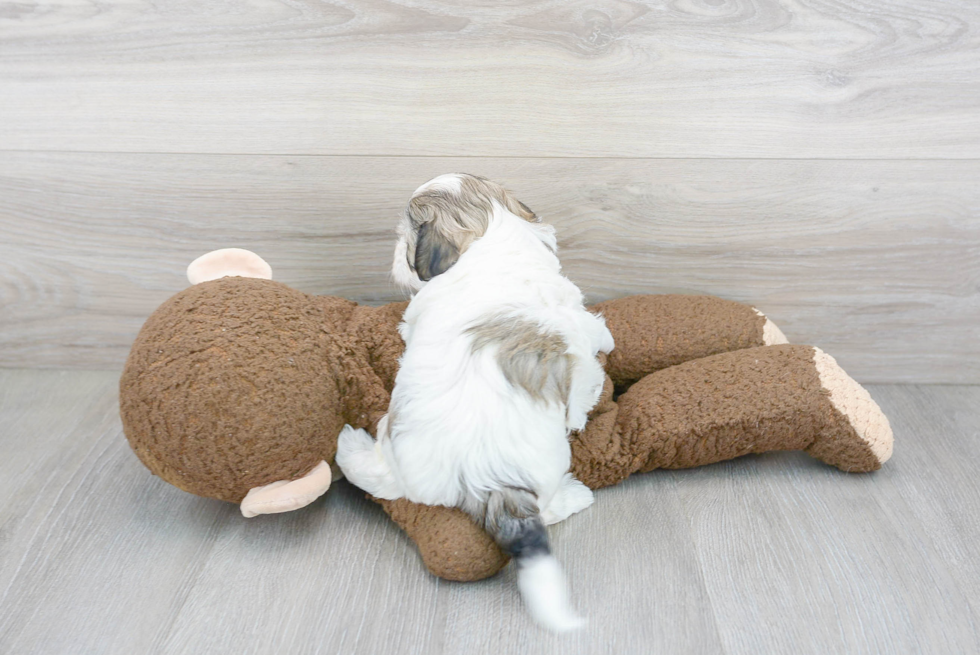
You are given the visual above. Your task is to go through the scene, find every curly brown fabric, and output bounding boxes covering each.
[120,286,890,583]
[592,294,767,387]
[120,278,347,502]
[374,497,510,582]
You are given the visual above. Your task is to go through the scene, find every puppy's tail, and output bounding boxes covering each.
[484,487,586,633]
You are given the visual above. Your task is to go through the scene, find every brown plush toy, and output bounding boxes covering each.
[120,249,893,582]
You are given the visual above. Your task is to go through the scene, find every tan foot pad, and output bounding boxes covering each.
[240,461,332,518]
[753,308,789,345]
[813,348,894,466]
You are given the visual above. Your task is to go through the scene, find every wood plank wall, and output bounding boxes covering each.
[1,0,978,382]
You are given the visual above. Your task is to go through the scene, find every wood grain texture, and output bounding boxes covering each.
[0,0,978,157]
[1,372,979,654]
[1,152,977,382]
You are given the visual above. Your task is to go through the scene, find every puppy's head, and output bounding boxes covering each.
[392,173,537,291]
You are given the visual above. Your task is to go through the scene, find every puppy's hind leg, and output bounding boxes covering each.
[541,473,594,526]
[335,416,404,500]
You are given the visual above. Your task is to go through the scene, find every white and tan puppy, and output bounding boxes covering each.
[336,174,614,632]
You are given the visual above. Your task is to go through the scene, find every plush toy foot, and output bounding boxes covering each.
[541,473,594,526]
[572,344,894,489]
[187,248,273,285]
[754,308,789,345]
[809,347,893,470]
[240,460,332,517]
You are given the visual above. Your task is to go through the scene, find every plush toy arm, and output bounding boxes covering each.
[335,302,410,433]
[591,295,787,387]
[571,344,893,490]
[372,496,509,582]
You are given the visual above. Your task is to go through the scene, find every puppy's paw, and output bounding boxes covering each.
[541,474,594,525]
[335,424,403,500]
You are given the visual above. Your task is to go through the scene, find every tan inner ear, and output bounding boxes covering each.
[239,460,332,517]
[186,248,272,285]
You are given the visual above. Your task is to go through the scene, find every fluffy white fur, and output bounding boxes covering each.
[518,555,588,632]
[336,175,614,632]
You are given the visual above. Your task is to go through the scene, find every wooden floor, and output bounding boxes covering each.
[0,369,976,654]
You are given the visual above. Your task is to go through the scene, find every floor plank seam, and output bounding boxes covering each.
[2,149,980,162]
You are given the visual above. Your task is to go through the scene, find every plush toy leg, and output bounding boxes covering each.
[571,344,893,489]
[591,294,789,387]
[809,347,893,469]
[372,496,509,582]
[368,474,592,582]
[240,460,333,517]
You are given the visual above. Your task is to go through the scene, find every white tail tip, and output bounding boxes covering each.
[517,555,586,633]
[187,248,272,285]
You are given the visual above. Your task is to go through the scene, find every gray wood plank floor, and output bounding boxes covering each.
[0,370,977,654]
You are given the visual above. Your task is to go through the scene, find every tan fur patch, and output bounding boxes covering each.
[468,316,571,405]
[458,174,538,223]
[403,174,538,280]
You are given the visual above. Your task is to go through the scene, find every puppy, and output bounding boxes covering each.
[336,174,614,632]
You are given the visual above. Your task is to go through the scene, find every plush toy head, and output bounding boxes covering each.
[122,248,412,516]
[120,277,347,502]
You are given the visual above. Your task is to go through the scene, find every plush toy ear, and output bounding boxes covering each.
[186,248,272,285]
[414,222,460,281]
[240,460,334,518]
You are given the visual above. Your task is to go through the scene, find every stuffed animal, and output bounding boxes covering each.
[120,248,893,581]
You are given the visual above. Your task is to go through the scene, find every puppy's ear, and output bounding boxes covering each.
[505,196,537,223]
[414,222,460,281]
[462,175,537,223]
